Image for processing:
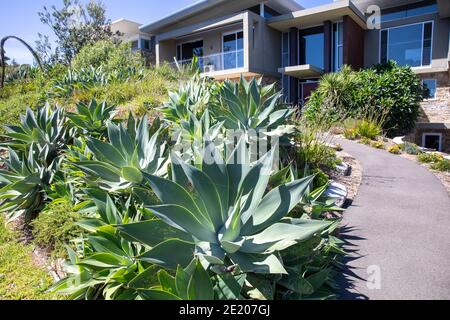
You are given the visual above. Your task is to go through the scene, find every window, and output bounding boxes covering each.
[141,39,151,51]
[282,32,290,101]
[176,40,204,61]
[131,40,139,50]
[299,80,319,106]
[381,1,438,23]
[423,79,437,99]
[223,31,244,70]
[380,22,433,68]
[333,22,343,72]
[422,133,442,151]
[299,26,324,69]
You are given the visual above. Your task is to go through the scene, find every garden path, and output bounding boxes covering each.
[335,138,450,300]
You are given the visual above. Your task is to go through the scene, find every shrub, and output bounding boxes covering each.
[371,140,384,149]
[388,145,401,154]
[431,159,450,172]
[401,142,420,155]
[417,152,443,164]
[72,40,144,73]
[31,201,82,259]
[305,61,426,135]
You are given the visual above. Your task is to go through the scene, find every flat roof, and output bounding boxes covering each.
[140,0,303,34]
[268,0,367,31]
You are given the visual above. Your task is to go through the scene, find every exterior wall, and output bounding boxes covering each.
[156,40,176,65]
[418,72,450,123]
[364,12,450,72]
[247,12,282,77]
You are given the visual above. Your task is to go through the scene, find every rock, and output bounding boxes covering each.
[393,136,405,145]
[324,182,348,208]
[445,155,450,161]
[336,162,351,176]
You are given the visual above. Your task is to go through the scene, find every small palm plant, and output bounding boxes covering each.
[119,138,330,275]
[74,115,168,192]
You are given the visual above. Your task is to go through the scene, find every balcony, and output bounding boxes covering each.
[170,50,245,77]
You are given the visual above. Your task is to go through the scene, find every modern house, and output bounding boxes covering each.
[111,19,156,63]
[119,0,450,152]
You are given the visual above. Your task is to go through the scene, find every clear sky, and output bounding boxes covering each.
[0,0,332,64]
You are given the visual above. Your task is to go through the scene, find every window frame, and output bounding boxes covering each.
[332,21,343,72]
[379,21,434,69]
[221,29,245,71]
[422,79,437,100]
[422,132,442,151]
[281,32,290,102]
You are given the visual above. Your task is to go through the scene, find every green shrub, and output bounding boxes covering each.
[401,142,420,155]
[417,152,443,164]
[72,40,144,73]
[431,159,450,172]
[388,145,401,154]
[305,61,426,135]
[31,202,82,259]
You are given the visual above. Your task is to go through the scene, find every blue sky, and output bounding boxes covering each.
[0,0,332,64]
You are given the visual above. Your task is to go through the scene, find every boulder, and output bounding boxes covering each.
[324,182,348,208]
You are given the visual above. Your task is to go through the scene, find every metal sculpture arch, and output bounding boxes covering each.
[1,36,44,89]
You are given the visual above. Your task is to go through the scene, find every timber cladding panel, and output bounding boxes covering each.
[343,15,364,71]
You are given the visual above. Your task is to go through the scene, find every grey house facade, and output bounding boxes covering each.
[126,0,450,152]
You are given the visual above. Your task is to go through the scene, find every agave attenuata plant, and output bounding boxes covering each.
[118,138,330,275]
[0,145,61,220]
[74,115,168,192]
[2,104,71,165]
[210,76,294,138]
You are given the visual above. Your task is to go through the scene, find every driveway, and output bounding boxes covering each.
[335,138,450,300]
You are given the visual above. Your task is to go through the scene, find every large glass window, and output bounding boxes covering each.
[333,22,343,72]
[380,22,433,68]
[382,1,438,23]
[299,26,324,69]
[223,31,244,70]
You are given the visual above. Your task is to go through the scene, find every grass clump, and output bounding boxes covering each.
[0,216,55,300]
[31,201,83,259]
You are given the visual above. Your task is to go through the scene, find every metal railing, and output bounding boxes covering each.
[171,49,244,73]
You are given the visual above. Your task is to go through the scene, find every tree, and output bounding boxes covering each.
[37,0,120,64]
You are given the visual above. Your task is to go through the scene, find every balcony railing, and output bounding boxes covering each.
[171,49,244,73]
